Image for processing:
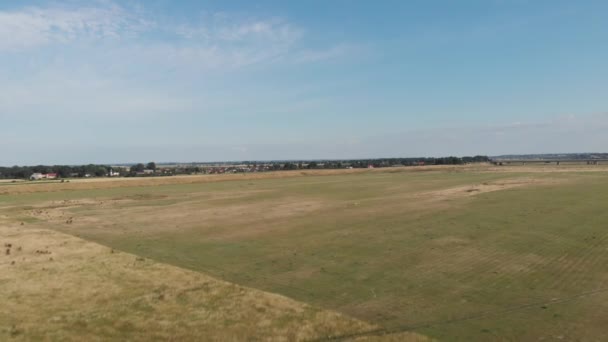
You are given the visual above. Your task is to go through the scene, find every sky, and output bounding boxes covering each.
[1,0,607,165]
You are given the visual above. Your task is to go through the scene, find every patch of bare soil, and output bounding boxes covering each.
[26,199,126,225]
[23,194,328,240]
[419,177,562,201]
[125,197,329,240]
[25,193,186,225]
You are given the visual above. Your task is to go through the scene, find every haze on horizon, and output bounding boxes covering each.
[1,0,607,166]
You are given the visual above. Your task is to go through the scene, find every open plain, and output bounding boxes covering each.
[2,163,608,340]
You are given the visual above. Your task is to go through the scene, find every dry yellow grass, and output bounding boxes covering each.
[0,220,430,341]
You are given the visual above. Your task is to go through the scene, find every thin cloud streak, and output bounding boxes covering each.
[0,1,355,124]
[0,3,149,50]
[0,2,345,68]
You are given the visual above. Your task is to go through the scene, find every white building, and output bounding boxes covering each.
[30,173,44,180]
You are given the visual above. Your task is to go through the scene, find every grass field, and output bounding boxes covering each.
[0,223,388,341]
[2,164,608,340]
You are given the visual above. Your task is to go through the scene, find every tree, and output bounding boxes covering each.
[146,162,157,171]
[56,165,73,178]
[282,162,297,170]
[132,163,145,173]
[94,166,108,177]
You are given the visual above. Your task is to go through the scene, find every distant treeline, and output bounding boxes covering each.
[0,156,490,179]
[493,153,608,161]
[0,164,111,179]
[268,156,490,170]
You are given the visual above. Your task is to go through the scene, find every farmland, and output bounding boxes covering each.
[2,164,608,340]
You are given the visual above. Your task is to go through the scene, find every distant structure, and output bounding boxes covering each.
[30,173,43,180]
[30,173,57,180]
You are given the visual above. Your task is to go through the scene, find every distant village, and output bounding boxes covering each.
[0,156,491,180]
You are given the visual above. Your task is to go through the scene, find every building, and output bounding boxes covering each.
[30,173,58,180]
[30,173,44,180]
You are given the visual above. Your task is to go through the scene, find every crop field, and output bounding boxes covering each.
[2,164,608,340]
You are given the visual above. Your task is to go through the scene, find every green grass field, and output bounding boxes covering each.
[3,165,608,340]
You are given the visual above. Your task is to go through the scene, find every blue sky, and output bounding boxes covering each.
[1,0,607,165]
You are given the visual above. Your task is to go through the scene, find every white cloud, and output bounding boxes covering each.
[0,1,357,126]
[0,3,150,50]
[167,15,306,69]
[0,2,343,68]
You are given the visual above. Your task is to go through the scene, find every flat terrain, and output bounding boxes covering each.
[2,164,608,340]
[0,221,400,341]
